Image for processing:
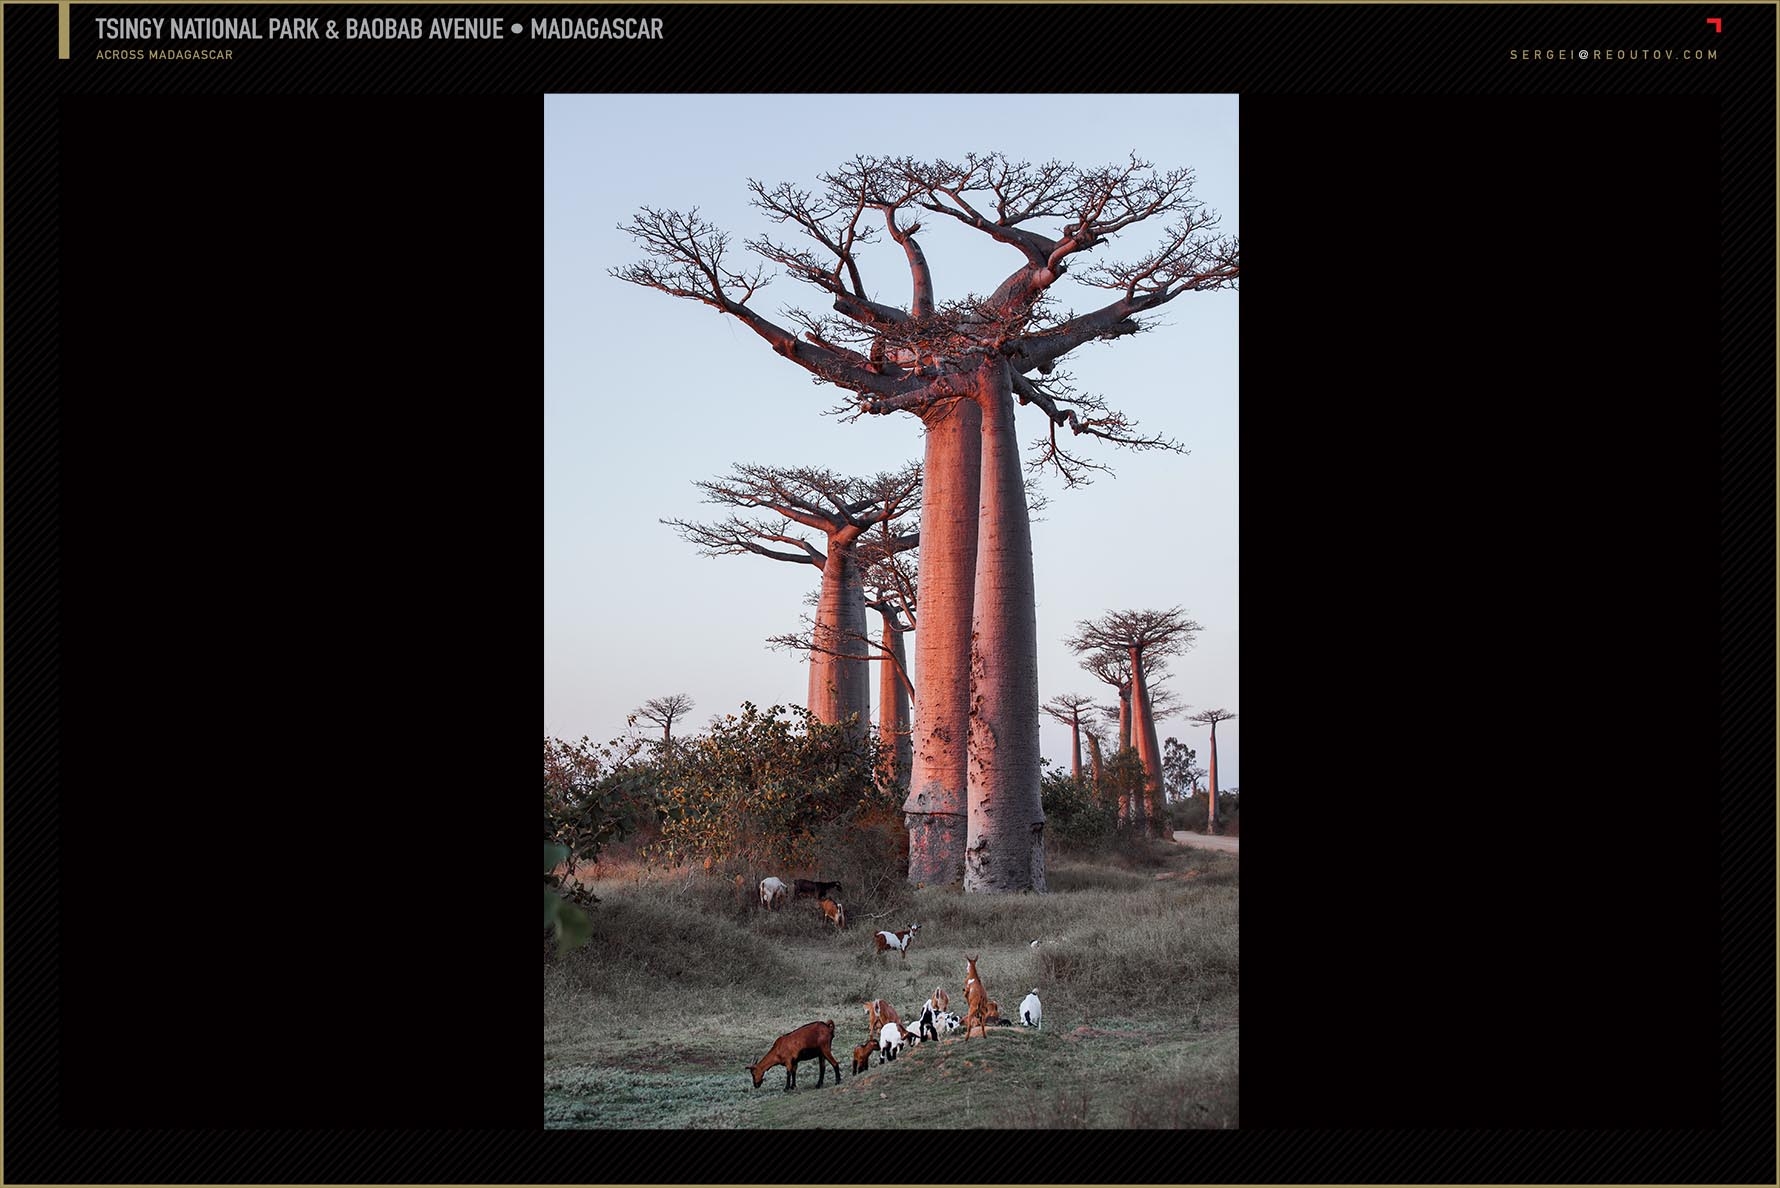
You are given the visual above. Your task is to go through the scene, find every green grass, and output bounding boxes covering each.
[543,843,1238,1128]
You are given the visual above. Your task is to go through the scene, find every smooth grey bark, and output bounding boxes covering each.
[964,360,1045,893]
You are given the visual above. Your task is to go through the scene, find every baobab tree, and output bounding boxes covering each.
[865,593,913,787]
[1187,708,1237,834]
[664,463,919,734]
[863,529,918,789]
[769,514,921,787]
[1069,608,1202,836]
[632,694,694,747]
[616,153,1238,892]
[1083,727,1107,796]
[1041,693,1098,785]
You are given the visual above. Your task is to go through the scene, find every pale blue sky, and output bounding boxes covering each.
[545,94,1239,789]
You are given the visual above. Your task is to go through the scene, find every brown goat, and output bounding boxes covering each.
[743,1020,841,1091]
[865,998,902,1040]
[962,954,991,1041]
[925,986,950,1014]
[851,1041,874,1075]
[820,897,847,930]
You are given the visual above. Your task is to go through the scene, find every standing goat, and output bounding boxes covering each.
[758,876,789,911]
[873,922,920,959]
[819,897,847,930]
[864,998,901,1040]
[961,953,991,1040]
[743,1020,841,1091]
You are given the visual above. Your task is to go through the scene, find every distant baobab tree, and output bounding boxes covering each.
[665,463,918,735]
[632,694,695,747]
[769,522,920,788]
[866,593,913,788]
[1069,608,1202,836]
[617,153,1237,892]
[1187,708,1237,834]
[1041,693,1098,785]
[1083,727,1107,796]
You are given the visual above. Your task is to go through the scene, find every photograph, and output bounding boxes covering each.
[543,92,1241,1128]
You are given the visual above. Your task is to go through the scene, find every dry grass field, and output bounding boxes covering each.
[544,838,1238,1128]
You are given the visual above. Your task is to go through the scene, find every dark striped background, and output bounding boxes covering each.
[7,2,1773,1182]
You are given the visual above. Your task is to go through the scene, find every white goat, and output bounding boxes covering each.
[877,1021,908,1062]
[1020,989,1043,1030]
[759,876,790,910]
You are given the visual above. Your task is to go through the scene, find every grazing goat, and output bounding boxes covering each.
[819,897,847,930]
[873,922,920,959]
[934,1011,962,1035]
[850,1041,874,1075]
[924,987,950,1015]
[1020,989,1043,1030]
[744,1020,841,1091]
[877,1021,907,1062]
[865,998,902,1041]
[916,1000,939,1043]
[759,876,789,911]
[793,878,843,902]
[962,953,991,1040]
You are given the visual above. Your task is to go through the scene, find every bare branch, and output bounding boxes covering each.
[1012,372,1185,488]
[662,516,826,568]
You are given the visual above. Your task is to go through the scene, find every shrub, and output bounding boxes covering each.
[546,734,655,906]
[651,703,888,871]
[1041,764,1116,852]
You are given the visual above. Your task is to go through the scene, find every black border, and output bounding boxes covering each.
[7,2,1774,1182]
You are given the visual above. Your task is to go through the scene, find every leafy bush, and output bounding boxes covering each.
[546,734,655,909]
[1041,763,1115,851]
[651,703,889,871]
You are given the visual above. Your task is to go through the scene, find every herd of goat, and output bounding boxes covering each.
[745,878,1044,1092]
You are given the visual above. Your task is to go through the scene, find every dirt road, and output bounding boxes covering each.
[1172,831,1240,854]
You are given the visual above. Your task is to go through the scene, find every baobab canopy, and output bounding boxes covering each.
[614,149,1236,893]
[541,97,1238,886]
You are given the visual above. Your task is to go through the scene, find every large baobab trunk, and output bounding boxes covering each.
[876,607,912,788]
[903,399,980,887]
[808,541,869,735]
[1127,653,1157,835]
[965,363,1045,893]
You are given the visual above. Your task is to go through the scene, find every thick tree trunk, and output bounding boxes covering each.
[1206,719,1220,835]
[808,538,868,735]
[1125,654,1150,834]
[1068,714,1082,786]
[1139,676,1167,837]
[965,362,1045,893]
[876,610,912,789]
[1085,731,1105,798]
[903,398,981,887]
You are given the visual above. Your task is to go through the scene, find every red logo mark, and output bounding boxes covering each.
[1706,17,1722,32]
